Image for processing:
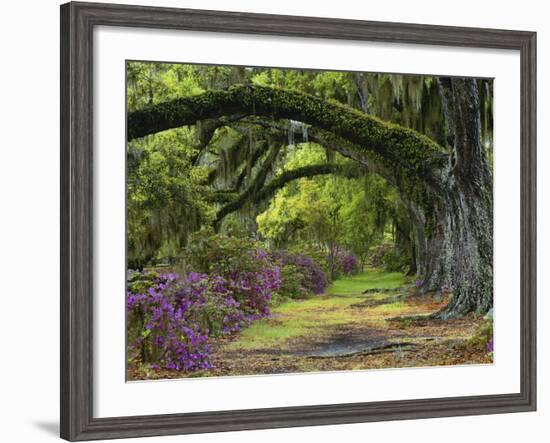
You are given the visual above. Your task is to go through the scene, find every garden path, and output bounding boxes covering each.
[203,271,491,376]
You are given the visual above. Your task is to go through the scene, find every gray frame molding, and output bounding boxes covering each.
[60,2,537,441]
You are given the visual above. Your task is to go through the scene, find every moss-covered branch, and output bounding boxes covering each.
[255,162,360,203]
[128,85,449,177]
[214,162,360,226]
[237,116,441,208]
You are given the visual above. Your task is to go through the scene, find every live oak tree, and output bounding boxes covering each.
[127,76,493,319]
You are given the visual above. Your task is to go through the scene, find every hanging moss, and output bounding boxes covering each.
[128,84,450,182]
[213,162,360,226]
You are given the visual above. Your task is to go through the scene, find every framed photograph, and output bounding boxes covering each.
[60,1,536,440]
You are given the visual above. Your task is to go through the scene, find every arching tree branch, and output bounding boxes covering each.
[212,162,360,223]
[254,162,360,203]
[197,114,430,234]
[128,85,449,180]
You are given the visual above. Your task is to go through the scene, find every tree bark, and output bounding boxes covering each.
[415,78,493,318]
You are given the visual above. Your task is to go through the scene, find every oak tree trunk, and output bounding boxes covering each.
[413,78,493,318]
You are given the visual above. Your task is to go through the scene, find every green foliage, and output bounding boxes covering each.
[182,229,328,305]
[183,228,258,275]
[126,270,160,294]
[368,241,411,273]
[273,263,311,303]
[468,318,494,349]
[126,62,228,268]
[127,130,212,268]
[256,145,402,278]
[381,248,411,273]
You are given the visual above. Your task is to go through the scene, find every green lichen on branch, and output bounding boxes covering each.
[128,85,450,178]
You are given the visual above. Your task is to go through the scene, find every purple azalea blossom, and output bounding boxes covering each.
[127,250,282,372]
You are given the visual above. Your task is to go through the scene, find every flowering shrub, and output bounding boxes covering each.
[336,250,358,275]
[223,249,282,318]
[184,231,282,317]
[127,272,215,371]
[127,248,281,372]
[269,250,327,298]
[275,263,311,301]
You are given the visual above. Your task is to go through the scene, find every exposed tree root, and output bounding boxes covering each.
[387,314,436,325]
[361,286,408,294]
[305,342,419,359]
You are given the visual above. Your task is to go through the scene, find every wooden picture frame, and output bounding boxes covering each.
[60,1,536,440]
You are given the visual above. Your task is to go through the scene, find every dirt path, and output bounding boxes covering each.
[204,271,492,377]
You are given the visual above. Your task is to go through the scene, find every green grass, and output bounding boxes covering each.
[226,299,363,350]
[276,295,364,313]
[370,301,409,313]
[225,270,407,351]
[228,319,309,349]
[327,270,405,295]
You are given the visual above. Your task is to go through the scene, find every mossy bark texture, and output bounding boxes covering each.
[424,78,493,318]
